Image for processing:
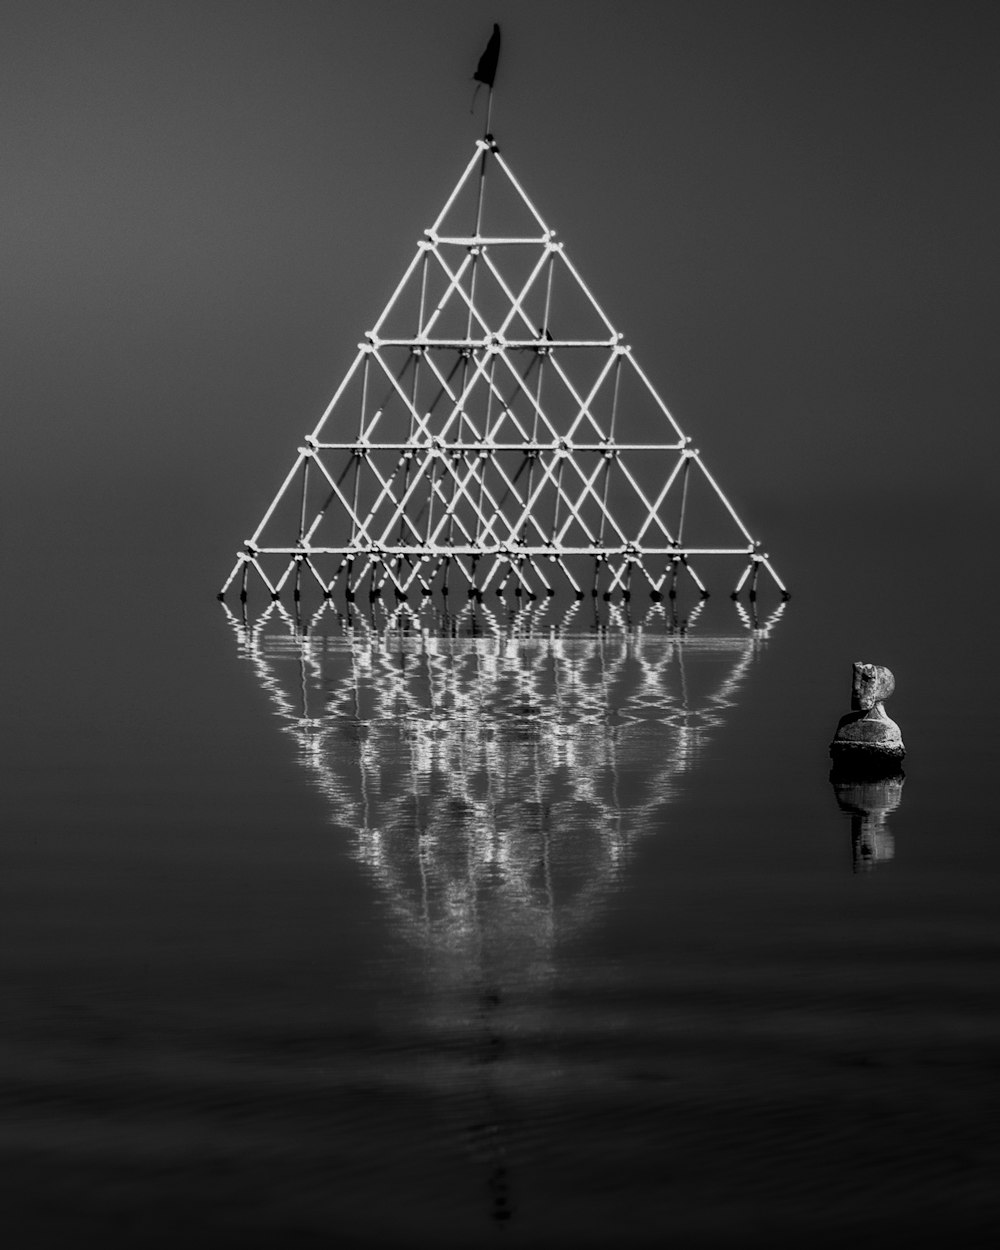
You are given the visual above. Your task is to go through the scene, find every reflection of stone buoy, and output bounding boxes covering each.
[830,662,905,776]
[832,775,903,871]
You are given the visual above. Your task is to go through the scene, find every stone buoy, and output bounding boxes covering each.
[829,662,905,776]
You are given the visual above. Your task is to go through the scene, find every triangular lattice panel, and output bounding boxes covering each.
[221,136,787,607]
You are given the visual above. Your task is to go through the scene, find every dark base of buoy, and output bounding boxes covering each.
[829,747,905,782]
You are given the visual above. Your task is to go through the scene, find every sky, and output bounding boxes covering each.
[2,0,998,602]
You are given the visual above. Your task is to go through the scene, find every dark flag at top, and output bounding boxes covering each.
[474,24,501,89]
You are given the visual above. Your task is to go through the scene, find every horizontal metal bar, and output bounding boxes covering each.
[246,545,756,557]
[313,441,686,452]
[370,338,618,348]
[432,235,551,245]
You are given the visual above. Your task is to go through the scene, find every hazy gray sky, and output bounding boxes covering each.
[3,1,998,595]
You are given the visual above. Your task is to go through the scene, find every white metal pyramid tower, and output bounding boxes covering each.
[220,130,787,607]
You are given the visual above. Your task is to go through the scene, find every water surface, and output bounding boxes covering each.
[3,499,998,1247]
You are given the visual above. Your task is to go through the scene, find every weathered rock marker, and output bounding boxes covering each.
[830,662,905,777]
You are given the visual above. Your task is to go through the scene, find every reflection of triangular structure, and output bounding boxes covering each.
[222,599,784,964]
[221,136,788,608]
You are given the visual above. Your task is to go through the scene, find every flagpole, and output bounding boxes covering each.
[473,90,489,240]
[473,84,494,232]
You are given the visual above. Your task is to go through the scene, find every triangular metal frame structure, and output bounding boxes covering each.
[220,134,787,607]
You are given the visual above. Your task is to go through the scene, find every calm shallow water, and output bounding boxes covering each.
[3,497,999,1247]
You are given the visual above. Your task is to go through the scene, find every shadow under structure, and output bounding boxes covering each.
[220,127,788,608]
